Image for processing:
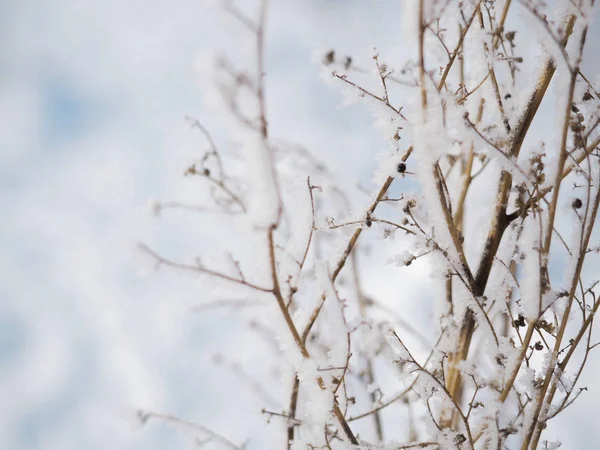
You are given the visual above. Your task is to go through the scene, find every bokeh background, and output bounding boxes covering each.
[2,1,599,449]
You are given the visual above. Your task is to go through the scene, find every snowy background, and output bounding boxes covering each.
[1,1,599,449]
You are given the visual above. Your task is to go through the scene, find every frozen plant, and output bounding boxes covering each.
[138,0,600,449]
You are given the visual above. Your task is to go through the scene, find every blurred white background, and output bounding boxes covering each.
[1,0,599,449]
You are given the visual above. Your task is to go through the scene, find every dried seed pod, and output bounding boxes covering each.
[534,341,544,351]
[454,434,467,446]
[343,56,352,70]
[323,50,335,65]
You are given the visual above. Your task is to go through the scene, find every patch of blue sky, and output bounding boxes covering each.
[0,309,27,369]
[40,74,108,148]
[16,340,96,449]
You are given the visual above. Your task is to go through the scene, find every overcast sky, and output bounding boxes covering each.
[2,1,600,449]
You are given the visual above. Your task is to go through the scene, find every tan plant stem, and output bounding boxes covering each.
[268,228,359,444]
[523,26,591,449]
[524,181,598,449]
[287,376,299,449]
[445,14,576,420]
[492,0,512,50]
[437,1,484,92]
[301,146,414,343]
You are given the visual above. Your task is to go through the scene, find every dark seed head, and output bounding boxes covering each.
[534,341,544,351]
[397,162,407,173]
[343,56,352,70]
[454,434,467,445]
[365,219,372,227]
[323,50,335,65]
[572,198,583,209]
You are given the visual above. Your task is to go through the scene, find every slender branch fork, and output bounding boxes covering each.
[140,1,600,449]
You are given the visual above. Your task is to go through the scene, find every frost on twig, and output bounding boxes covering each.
[138,0,600,449]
